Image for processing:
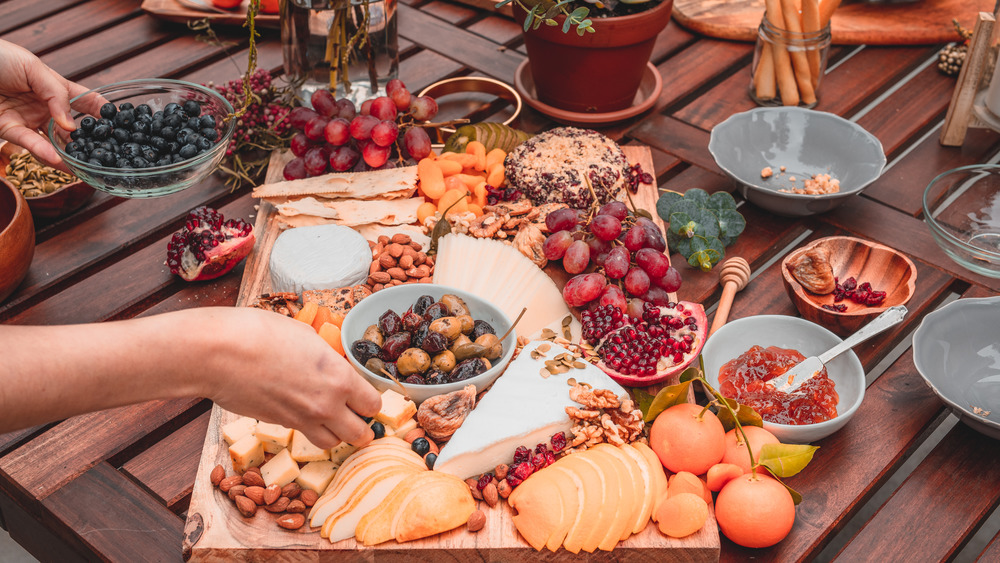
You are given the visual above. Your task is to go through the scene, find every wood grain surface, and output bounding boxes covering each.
[140,0,280,27]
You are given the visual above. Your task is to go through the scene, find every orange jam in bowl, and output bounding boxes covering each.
[718,345,839,425]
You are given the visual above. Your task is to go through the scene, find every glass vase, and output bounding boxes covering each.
[749,14,831,108]
[281,0,399,106]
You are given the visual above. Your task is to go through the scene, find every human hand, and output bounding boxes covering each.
[0,40,89,171]
[193,307,383,450]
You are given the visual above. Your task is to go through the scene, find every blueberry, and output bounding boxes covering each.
[87,158,102,166]
[92,124,111,140]
[96,118,112,128]
[114,109,135,128]
[424,452,437,470]
[100,152,114,167]
[182,100,201,116]
[116,158,130,168]
[132,120,148,135]
[99,141,114,152]
[164,114,182,128]
[196,137,213,151]
[150,136,167,152]
[201,128,218,141]
[135,104,151,117]
[65,141,81,153]
[131,157,148,168]
[176,128,194,144]
[186,133,202,147]
[143,149,158,161]
[411,437,430,457]
[156,157,172,167]
[185,117,201,130]
[149,120,163,136]
[166,141,180,154]
[160,127,176,141]
[80,116,96,132]
[84,141,96,153]
[163,102,180,115]
[69,129,84,141]
[122,143,141,159]
[371,421,385,440]
[178,143,198,159]
[130,132,147,144]
[99,103,117,119]
[171,154,185,164]
[70,151,88,161]
[112,128,130,143]
[199,115,216,129]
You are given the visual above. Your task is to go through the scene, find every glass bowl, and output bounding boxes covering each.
[47,79,235,198]
[922,164,1000,278]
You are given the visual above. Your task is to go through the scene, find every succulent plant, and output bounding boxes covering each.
[656,188,746,272]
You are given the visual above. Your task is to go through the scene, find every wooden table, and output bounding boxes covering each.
[2,1,999,561]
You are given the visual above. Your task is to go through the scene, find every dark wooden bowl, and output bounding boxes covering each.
[1,143,94,220]
[0,175,35,303]
[781,236,916,336]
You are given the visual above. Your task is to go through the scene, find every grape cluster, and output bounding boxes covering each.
[283,79,438,180]
[208,69,292,158]
[546,201,682,311]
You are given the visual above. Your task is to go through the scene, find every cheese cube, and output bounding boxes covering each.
[222,416,257,446]
[255,422,294,454]
[260,448,300,487]
[388,417,417,438]
[328,442,358,466]
[228,434,265,474]
[290,430,330,462]
[375,389,416,429]
[295,460,338,493]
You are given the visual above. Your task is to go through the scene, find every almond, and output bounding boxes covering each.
[414,252,427,266]
[245,466,262,475]
[494,464,509,481]
[300,489,319,507]
[497,479,513,499]
[219,475,243,493]
[210,465,226,487]
[425,437,439,455]
[467,510,486,532]
[285,499,307,513]
[386,243,405,258]
[372,283,385,292]
[372,242,384,256]
[377,235,390,245]
[389,279,403,286]
[387,267,407,281]
[264,484,282,505]
[281,482,302,499]
[276,513,306,530]
[235,495,257,518]
[227,485,247,501]
[369,260,381,275]
[242,471,265,488]
[406,265,430,279]
[483,482,499,508]
[424,255,435,267]
[466,478,483,501]
[264,496,290,513]
[398,254,414,270]
[368,271,391,285]
[401,246,417,260]
[367,239,376,249]
[391,233,412,245]
[419,277,433,283]
[379,252,397,269]
[403,428,425,443]
[408,241,422,252]
[244,486,266,505]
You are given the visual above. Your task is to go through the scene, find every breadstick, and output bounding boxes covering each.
[802,0,822,89]
[764,0,799,106]
[754,43,777,101]
[819,0,841,28]
[779,0,816,105]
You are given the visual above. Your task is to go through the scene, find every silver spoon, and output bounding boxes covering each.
[772,305,908,394]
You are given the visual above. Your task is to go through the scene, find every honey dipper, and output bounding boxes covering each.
[709,257,751,337]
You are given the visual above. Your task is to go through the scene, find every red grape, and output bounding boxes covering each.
[546,208,579,232]
[390,87,412,112]
[590,214,623,241]
[360,99,373,116]
[636,217,667,252]
[654,266,682,292]
[624,267,650,296]
[623,225,646,253]
[563,273,607,307]
[597,201,629,220]
[626,298,646,320]
[310,89,337,118]
[335,98,356,120]
[543,230,573,260]
[370,96,398,121]
[371,120,399,147]
[410,96,439,121]
[323,117,351,146]
[350,115,379,140]
[303,116,328,141]
[386,79,406,95]
[646,286,671,306]
[283,157,307,180]
[635,248,670,278]
[563,240,591,274]
[289,106,319,129]
[402,127,432,160]
[290,132,312,157]
[604,246,630,279]
[362,142,391,167]
[598,285,627,312]
[586,236,612,258]
[304,146,329,176]
[329,145,361,172]
[593,251,609,268]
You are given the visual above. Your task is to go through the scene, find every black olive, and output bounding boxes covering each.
[450,358,489,382]
[371,421,385,440]
[351,339,382,365]
[425,452,437,469]
[412,295,435,316]
[471,320,496,340]
[412,437,430,457]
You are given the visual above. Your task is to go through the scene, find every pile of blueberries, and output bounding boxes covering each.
[64,100,219,169]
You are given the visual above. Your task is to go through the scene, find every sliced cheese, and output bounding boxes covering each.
[221,416,257,446]
[269,224,371,294]
[434,340,626,479]
[255,422,294,455]
[228,434,265,474]
[296,460,339,493]
[387,417,417,438]
[260,448,300,487]
[290,429,330,462]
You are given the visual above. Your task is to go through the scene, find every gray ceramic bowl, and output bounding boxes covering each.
[913,296,1000,439]
[709,107,886,217]
[341,283,516,404]
[702,315,865,443]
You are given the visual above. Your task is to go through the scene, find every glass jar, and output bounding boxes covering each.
[281,0,399,106]
[749,14,831,108]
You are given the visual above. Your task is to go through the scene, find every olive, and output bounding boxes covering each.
[413,295,435,316]
[412,437,430,456]
[363,324,384,347]
[449,333,472,354]
[475,333,503,360]
[401,311,424,332]
[378,309,402,336]
[425,370,448,385]
[429,316,463,340]
[456,314,474,334]
[423,302,450,322]
[470,320,496,340]
[425,452,438,469]
[404,374,424,385]
[383,361,399,380]
[380,332,412,362]
[351,340,382,365]
[421,331,448,354]
[431,350,457,373]
[412,321,430,349]
[365,357,387,376]
[371,421,385,440]
[453,343,487,362]
[440,294,471,317]
[450,358,489,382]
[397,348,431,376]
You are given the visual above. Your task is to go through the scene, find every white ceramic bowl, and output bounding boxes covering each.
[913,296,1000,439]
[702,315,865,443]
[709,107,886,217]
[341,284,516,404]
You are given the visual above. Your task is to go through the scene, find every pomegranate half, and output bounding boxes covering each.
[581,301,706,387]
[167,206,255,282]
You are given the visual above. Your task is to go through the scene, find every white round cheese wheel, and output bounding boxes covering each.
[269,225,371,294]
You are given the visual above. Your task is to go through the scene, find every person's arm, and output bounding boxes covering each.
[0,307,381,448]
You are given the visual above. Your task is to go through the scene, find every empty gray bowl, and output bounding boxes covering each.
[709,107,886,216]
[913,296,1000,440]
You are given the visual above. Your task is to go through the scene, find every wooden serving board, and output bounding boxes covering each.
[141,0,280,28]
[673,0,993,45]
[184,146,716,561]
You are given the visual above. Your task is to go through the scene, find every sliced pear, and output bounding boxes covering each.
[508,465,563,551]
[322,465,422,541]
[559,453,609,554]
[592,444,645,541]
[585,448,631,551]
[631,442,668,522]
[545,465,581,552]
[309,453,424,524]
[620,443,655,534]
[356,471,464,546]
[317,445,422,500]
[390,473,476,543]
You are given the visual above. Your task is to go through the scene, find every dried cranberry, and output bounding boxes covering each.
[513,462,534,481]
[551,432,566,452]
[506,475,523,488]
[513,446,531,465]
[531,453,546,471]
[822,304,848,312]
[477,473,493,491]
[535,443,548,454]
[544,451,556,466]
[842,277,858,291]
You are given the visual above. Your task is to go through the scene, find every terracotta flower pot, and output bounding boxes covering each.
[513,0,673,114]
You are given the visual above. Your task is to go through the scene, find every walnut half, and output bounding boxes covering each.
[788,245,836,295]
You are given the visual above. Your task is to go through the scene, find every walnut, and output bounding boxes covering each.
[503,216,528,230]
[484,198,533,217]
[468,213,503,238]
[565,406,601,420]
[513,224,547,268]
[788,245,836,295]
[416,384,477,441]
[250,293,301,317]
[569,384,620,410]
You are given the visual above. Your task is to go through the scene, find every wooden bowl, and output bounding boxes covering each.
[1,142,94,220]
[781,236,916,336]
[0,175,35,303]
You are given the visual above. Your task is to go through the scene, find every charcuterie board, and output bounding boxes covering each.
[183,146,716,561]
[141,0,280,28]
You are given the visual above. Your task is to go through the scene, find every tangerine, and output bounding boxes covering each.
[715,473,795,548]
[649,403,726,475]
[722,426,779,474]
[706,463,744,492]
[655,492,709,538]
[667,471,712,504]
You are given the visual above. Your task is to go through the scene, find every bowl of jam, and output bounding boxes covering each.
[702,315,865,443]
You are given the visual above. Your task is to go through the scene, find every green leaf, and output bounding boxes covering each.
[666,229,684,254]
[642,381,692,422]
[763,472,804,505]
[656,191,684,221]
[707,190,738,212]
[562,18,572,32]
[667,200,703,222]
[689,209,720,239]
[717,209,746,246]
[668,212,695,236]
[673,235,692,258]
[678,365,701,383]
[570,6,589,19]
[714,397,764,432]
[494,0,514,7]
[633,388,655,419]
[758,443,819,478]
[682,188,710,207]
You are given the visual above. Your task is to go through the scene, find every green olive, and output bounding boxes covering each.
[365,357,387,375]
[431,350,457,373]
[450,333,472,353]
[456,314,474,334]
[397,348,431,376]
[440,294,471,317]
[475,333,503,360]
[429,316,463,340]
[363,324,384,347]
[454,343,487,362]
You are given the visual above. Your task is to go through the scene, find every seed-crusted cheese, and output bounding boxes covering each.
[504,127,629,208]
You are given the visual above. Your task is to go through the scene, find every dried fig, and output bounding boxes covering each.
[788,245,836,295]
[417,384,477,441]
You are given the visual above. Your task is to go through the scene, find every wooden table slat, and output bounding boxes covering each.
[121,410,211,512]
[0,0,142,54]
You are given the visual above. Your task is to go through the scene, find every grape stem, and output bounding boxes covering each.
[409,118,471,129]
[696,374,760,477]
